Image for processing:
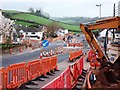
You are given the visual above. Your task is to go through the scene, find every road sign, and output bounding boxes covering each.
[42,40,49,47]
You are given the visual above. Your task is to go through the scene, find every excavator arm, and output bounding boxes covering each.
[80,16,120,64]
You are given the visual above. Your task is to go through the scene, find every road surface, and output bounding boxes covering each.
[1,40,68,68]
[1,35,88,68]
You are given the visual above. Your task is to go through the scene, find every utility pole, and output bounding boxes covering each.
[96,4,101,18]
[113,3,115,17]
[113,3,116,41]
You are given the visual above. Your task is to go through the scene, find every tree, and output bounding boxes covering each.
[0,14,15,44]
[46,22,60,38]
[35,9,42,16]
[28,7,35,14]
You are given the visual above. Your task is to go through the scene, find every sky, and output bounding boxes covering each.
[0,0,120,17]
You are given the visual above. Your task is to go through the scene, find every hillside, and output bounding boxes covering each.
[2,10,80,32]
[51,17,109,26]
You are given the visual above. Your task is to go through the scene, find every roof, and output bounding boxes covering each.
[20,27,40,32]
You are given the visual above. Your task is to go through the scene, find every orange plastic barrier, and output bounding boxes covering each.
[42,57,84,89]
[60,67,71,88]
[68,43,83,47]
[50,56,58,71]
[0,55,58,89]
[41,57,51,75]
[42,67,71,89]
[5,62,27,89]
[80,57,84,75]
[69,50,83,61]
[69,63,78,88]
[0,68,5,89]
[27,60,42,81]
[42,76,61,89]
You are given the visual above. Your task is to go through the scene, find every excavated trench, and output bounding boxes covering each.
[92,56,120,88]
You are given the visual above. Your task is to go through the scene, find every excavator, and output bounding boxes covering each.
[80,16,120,88]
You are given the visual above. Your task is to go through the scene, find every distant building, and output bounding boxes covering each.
[56,28,68,36]
[19,27,43,42]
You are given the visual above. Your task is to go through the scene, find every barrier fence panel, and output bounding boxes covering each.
[5,62,27,89]
[75,61,80,79]
[69,65,77,88]
[80,57,84,75]
[69,50,83,61]
[27,60,41,81]
[42,79,55,89]
[60,67,71,89]
[68,43,83,47]
[0,68,5,89]
[42,76,61,89]
[50,56,58,71]
[41,57,51,75]
[42,56,84,89]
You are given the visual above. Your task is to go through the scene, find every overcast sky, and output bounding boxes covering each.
[0,0,120,17]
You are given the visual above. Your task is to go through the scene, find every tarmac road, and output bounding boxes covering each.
[1,40,68,68]
[1,35,88,68]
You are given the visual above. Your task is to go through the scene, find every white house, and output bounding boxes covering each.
[56,28,68,36]
[19,27,43,42]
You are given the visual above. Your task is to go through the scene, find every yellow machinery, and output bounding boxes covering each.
[80,16,120,87]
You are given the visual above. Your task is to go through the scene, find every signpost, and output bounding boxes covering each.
[42,40,49,47]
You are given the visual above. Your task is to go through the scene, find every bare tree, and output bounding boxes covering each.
[46,22,60,38]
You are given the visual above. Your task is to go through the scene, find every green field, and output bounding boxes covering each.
[2,10,22,13]
[11,13,80,31]
[2,10,80,31]
[15,21,37,26]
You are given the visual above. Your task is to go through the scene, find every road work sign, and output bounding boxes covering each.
[42,40,49,47]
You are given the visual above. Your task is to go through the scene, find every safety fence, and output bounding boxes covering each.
[0,68,4,89]
[42,56,84,89]
[69,50,83,61]
[0,56,58,89]
[68,43,83,47]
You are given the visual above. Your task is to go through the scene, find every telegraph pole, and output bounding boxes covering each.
[96,4,101,18]
[113,3,115,41]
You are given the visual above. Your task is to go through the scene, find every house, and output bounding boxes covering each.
[18,27,43,42]
[56,28,68,36]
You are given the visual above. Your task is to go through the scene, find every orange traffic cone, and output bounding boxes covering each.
[19,47,22,52]
[10,48,12,54]
[40,53,42,59]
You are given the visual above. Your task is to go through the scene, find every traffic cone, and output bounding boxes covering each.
[10,48,12,54]
[40,53,42,59]
[43,52,45,57]
[19,47,22,52]
[46,52,49,57]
